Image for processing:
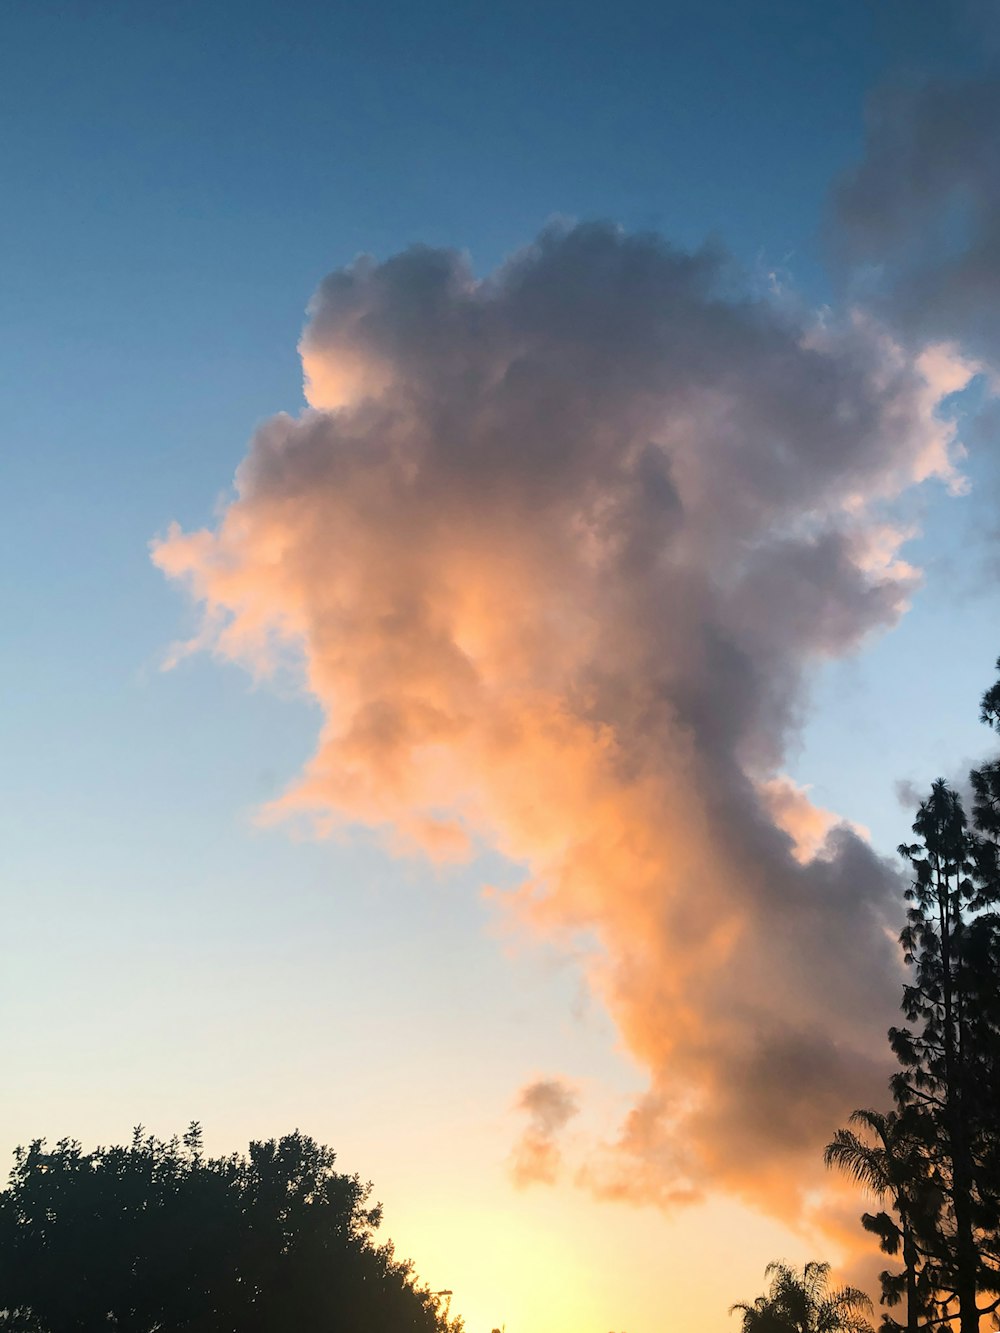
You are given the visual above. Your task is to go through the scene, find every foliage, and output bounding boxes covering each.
[730,1261,873,1333]
[826,660,1000,1333]
[824,1109,941,1333]
[0,1125,462,1333]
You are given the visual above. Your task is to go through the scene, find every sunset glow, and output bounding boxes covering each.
[5,4,1000,1331]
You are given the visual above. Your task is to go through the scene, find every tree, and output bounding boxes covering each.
[894,782,985,1333]
[890,772,1000,1333]
[0,1125,463,1333]
[828,661,1000,1333]
[824,1110,939,1333]
[730,1261,873,1333]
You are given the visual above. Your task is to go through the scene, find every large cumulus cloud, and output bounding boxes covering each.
[154,222,975,1221]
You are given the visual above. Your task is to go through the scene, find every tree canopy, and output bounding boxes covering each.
[730,1261,873,1333]
[0,1125,462,1333]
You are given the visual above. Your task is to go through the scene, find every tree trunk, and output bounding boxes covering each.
[952,1140,980,1333]
[939,871,979,1333]
[902,1217,919,1333]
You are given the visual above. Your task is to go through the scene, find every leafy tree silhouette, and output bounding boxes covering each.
[0,1125,462,1333]
[824,1109,938,1333]
[730,1261,873,1333]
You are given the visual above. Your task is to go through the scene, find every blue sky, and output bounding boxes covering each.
[2,0,988,838]
[3,4,1000,1331]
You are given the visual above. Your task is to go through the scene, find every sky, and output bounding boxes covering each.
[3,3,1000,1332]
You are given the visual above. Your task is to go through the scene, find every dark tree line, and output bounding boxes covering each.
[0,1126,462,1332]
[824,661,1000,1333]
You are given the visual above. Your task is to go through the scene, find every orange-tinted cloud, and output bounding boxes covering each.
[509,1079,579,1188]
[758,776,869,865]
[153,223,976,1226]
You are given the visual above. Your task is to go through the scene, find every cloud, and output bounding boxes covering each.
[893,778,925,811]
[509,1078,579,1188]
[153,222,977,1224]
[836,68,1000,372]
[758,775,868,865]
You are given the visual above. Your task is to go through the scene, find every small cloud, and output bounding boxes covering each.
[508,1078,579,1189]
[893,777,925,810]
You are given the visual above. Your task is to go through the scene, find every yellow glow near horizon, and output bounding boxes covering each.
[385,1167,829,1333]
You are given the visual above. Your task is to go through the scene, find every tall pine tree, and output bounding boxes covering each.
[828,662,1000,1333]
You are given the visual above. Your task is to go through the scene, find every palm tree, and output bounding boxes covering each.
[825,1109,930,1333]
[730,1261,873,1333]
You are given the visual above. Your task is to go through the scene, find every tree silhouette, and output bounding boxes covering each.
[0,1125,462,1333]
[730,1261,873,1333]
[824,1110,939,1333]
[828,661,1000,1333]
[887,776,1000,1333]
